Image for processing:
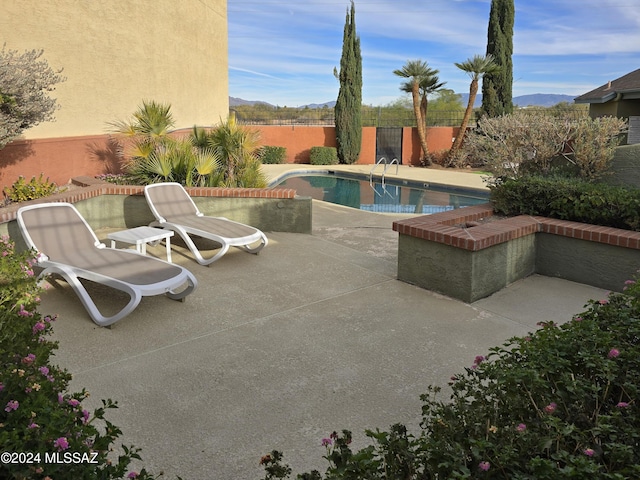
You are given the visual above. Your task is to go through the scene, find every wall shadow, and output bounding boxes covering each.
[85,135,123,174]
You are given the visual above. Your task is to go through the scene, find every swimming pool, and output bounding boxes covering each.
[270,172,489,214]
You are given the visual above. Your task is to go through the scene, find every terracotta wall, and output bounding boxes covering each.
[0,135,122,193]
[402,126,458,166]
[0,126,459,192]
[256,126,378,164]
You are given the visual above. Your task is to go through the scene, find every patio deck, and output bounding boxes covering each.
[41,188,609,479]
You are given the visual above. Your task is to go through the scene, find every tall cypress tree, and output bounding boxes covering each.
[334,0,362,165]
[481,0,514,117]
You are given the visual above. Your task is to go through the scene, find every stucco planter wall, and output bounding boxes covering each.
[393,204,640,303]
[1,177,312,246]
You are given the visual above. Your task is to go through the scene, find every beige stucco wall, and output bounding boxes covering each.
[2,0,228,139]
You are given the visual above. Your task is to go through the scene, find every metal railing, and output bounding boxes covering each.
[369,157,399,197]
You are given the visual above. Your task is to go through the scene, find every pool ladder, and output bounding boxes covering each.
[369,157,399,197]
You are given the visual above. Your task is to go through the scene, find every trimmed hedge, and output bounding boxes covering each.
[259,145,287,164]
[489,176,640,231]
[309,146,339,165]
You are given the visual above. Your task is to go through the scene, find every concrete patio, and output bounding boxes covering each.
[41,182,609,478]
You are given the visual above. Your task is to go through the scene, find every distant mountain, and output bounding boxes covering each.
[230,94,576,109]
[459,93,576,108]
[229,97,335,109]
[229,96,274,107]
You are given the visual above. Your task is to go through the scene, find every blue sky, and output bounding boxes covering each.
[228,0,640,107]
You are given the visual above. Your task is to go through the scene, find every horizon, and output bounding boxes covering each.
[228,0,640,108]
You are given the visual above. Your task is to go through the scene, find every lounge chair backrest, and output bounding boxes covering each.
[145,183,200,221]
[18,203,101,260]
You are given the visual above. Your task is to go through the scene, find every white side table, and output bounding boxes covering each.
[107,226,175,262]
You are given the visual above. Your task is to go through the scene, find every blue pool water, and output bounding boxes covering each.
[271,173,488,214]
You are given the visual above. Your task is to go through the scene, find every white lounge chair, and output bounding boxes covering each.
[17,202,198,327]
[144,182,268,266]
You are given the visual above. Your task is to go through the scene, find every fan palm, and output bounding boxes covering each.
[109,100,175,160]
[206,117,261,185]
[394,60,444,165]
[450,54,500,155]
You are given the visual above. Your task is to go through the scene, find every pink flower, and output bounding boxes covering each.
[584,448,595,457]
[68,399,80,407]
[32,322,46,334]
[53,437,69,451]
[608,348,620,359]
[17,305,33,317]
[616,402,630,408]
[22,353,36,365]
[5,400,19,412]
[516,423,527,432]
[544,402,557,414]
[321,438,332,447]
[39,366,49,376]
[28,422,39,429]
[478,461,490,471]
[127,472,139,479]
[474,355,485,366]
[598,299,609,305]
[81,410,90,424]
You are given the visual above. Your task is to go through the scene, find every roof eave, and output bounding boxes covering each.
[574,92,617,104]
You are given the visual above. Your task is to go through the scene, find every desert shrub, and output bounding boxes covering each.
[489,175,640,230]
[0,236,159,479]
[568,116,628,181]
[258,146,287,164]
[309,146,338,165]
[0,47,65,149]
[262,275,640,479]
[3,174,63,203]
[457,111,626,180]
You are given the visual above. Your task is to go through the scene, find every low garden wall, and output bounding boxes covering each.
[393,204,640,302]
[1,176,312,247]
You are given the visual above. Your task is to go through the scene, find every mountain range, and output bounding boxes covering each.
[230,93,576,109]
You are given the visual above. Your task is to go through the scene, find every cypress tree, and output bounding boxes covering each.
[481,0,514,117]
[334,0,362,165]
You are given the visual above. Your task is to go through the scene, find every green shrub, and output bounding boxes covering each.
[0,235,159,479]
[258,145,287,164]
[3,174,63,203]
[309,146,338,165]
[489,175,640,230]
[262,276,640,479]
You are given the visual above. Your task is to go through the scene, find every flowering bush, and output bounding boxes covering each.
[262,277,640,479]
[0,236,159,479]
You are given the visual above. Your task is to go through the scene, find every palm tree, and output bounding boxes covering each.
[450,54,500,155]
[394,60,444,165]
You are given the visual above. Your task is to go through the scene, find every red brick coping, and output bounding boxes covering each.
[0,176,297,224]
[392,203,640,252]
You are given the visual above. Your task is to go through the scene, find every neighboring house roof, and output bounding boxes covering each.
[574,68,640,104]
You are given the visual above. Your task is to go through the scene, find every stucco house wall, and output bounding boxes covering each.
[2,1,228,139]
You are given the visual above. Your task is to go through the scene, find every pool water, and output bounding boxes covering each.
[272,174,488,214]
